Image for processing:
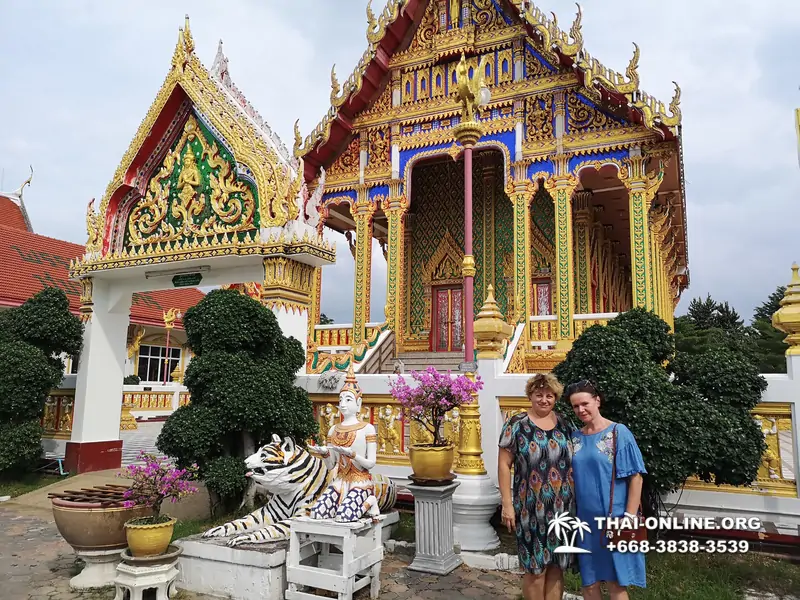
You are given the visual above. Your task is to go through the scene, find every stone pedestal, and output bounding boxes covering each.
[452,474,501,551]
[70,549,122,590]
[406,482,463,575]
[113,545,182,600]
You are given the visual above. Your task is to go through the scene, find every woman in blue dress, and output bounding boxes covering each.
[564,380,647,599]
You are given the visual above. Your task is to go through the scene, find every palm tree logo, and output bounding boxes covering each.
[550,512,592,554]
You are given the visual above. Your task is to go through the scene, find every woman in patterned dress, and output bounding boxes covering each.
[565,380,647,599]
[498,374,576,600]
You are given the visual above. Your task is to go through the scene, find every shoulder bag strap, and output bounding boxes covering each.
[607,424,618,518]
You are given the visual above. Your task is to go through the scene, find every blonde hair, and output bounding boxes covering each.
[525,373,563,400]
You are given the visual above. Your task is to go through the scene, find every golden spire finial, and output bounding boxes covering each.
[183,14,195,55]
[773,263,800,356]
[330,64,341,105]
[293,119,303,157]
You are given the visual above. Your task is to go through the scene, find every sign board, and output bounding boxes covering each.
[459,361,478,373]
[172,273,203,288]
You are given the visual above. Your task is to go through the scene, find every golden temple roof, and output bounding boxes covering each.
[296,0,682,161]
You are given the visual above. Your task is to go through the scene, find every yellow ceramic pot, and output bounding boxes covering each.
[124,516,176,557]
[408,444,455,482]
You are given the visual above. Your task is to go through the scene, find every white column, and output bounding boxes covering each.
[406,482,463,575]
[477,358,504,488]
[271,306,309,354]
[68,279,131,472]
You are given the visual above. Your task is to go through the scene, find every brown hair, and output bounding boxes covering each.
[525,373,563,400]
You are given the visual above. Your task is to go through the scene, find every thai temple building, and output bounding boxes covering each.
[297,0,689,375]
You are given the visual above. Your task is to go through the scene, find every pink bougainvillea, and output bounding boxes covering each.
[118,452,198,523]
[389,366,483,447]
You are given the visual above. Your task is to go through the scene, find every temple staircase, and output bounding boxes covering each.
[379,351,463,374]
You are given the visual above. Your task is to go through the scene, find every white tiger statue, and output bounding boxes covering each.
[202,434,397,547]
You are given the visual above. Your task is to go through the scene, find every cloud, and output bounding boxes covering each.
[0,0,797,328]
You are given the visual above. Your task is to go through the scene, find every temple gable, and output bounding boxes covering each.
[123,114,258,251]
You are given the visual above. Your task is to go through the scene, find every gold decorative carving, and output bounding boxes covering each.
[474,285,514,359]
[567,92,623,133]
[328,137,361,177]
[78,277,93,324]
[85,199,103,255]
[127,325,146,359]
[163,308,180,329]
[262,257,316,314]
[377,405,402,455]
[773,263,800,355]
[525,94,553,142]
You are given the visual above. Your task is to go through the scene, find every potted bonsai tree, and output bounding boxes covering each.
[120,451,198,557]
[389,366,482,483]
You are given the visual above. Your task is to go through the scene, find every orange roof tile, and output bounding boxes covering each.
[0,195,31,232]
[0,224,204,328]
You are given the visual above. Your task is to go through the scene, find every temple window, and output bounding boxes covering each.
[533,278,552,316]
[421,78,427,92]
[137,345,181,383]
[406,81,411,96]
[485,63,491,78]
[502,59,509,74]
[436,74,442,89]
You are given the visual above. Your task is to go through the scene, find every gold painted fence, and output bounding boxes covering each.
[309,393,459,467]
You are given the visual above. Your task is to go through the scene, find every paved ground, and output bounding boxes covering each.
[0,502,525,600]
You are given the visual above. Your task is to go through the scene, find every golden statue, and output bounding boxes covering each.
[455,52,491,123]
[163,308,180,329]
[449,0,460,25]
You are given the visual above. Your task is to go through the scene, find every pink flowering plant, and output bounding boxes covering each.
[119,451,199,525]
[388,366,483,447]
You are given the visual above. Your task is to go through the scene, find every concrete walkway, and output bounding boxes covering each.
[0,500,527,600]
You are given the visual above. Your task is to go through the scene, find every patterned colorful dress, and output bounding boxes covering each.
[571,422,647,588]
[498,412,576,574]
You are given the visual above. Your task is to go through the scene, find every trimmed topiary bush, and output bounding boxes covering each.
[553,308,765,517]
[0,287,84,477]
[157,289,318,512]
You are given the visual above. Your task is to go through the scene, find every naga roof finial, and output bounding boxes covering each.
[183,15,195,55]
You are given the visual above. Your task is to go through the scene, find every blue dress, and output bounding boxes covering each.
[498,412,576,575]
[571,422,647,588]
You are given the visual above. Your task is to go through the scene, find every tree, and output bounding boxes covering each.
[319,313,334,325]
[751,286,789,374]
[553,309,765,518]
[157,289,319,512]
[0,288,84,476]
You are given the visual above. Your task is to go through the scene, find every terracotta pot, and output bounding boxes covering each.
[51,498,153,552]
[409,444,455,482]
[125,516,177,557]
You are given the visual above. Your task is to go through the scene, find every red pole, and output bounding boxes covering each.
[464,146,474,363]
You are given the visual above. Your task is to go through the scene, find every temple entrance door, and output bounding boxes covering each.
[432,286,464,352]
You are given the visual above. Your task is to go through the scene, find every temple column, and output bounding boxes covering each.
[622,149,662,310]
[352,186,376,345]
[511,162,534,328]
[384,179,408,343]
[68,277,130,473]
[544,161,578,347]
[592,212,606,312]
[573,190,593,315]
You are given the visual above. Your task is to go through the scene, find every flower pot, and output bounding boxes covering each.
[51,498,153,552]
[124,516,177,557]
[409,444,455,483]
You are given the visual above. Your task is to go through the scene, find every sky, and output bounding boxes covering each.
[0,0,798,325]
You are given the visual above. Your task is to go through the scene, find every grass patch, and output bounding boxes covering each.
[393,510,415,543]
[171,508,249,542]
[0,472,72,498]
[560,551,800,599]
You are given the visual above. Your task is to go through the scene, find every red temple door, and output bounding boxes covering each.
[432,286,464,352]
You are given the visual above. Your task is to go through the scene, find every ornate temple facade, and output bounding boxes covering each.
[300,0,689,374]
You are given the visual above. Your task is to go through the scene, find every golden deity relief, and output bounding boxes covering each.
[126,115,256,246]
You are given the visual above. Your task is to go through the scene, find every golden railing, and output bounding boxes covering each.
[313,324,384,347]
[124,391,173,411]
[684,402,797,498]
[179,392,191,407]
[309,393,459,467]
[529,316,557,342]
[573,314,617,337]
[41,390,75,439]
